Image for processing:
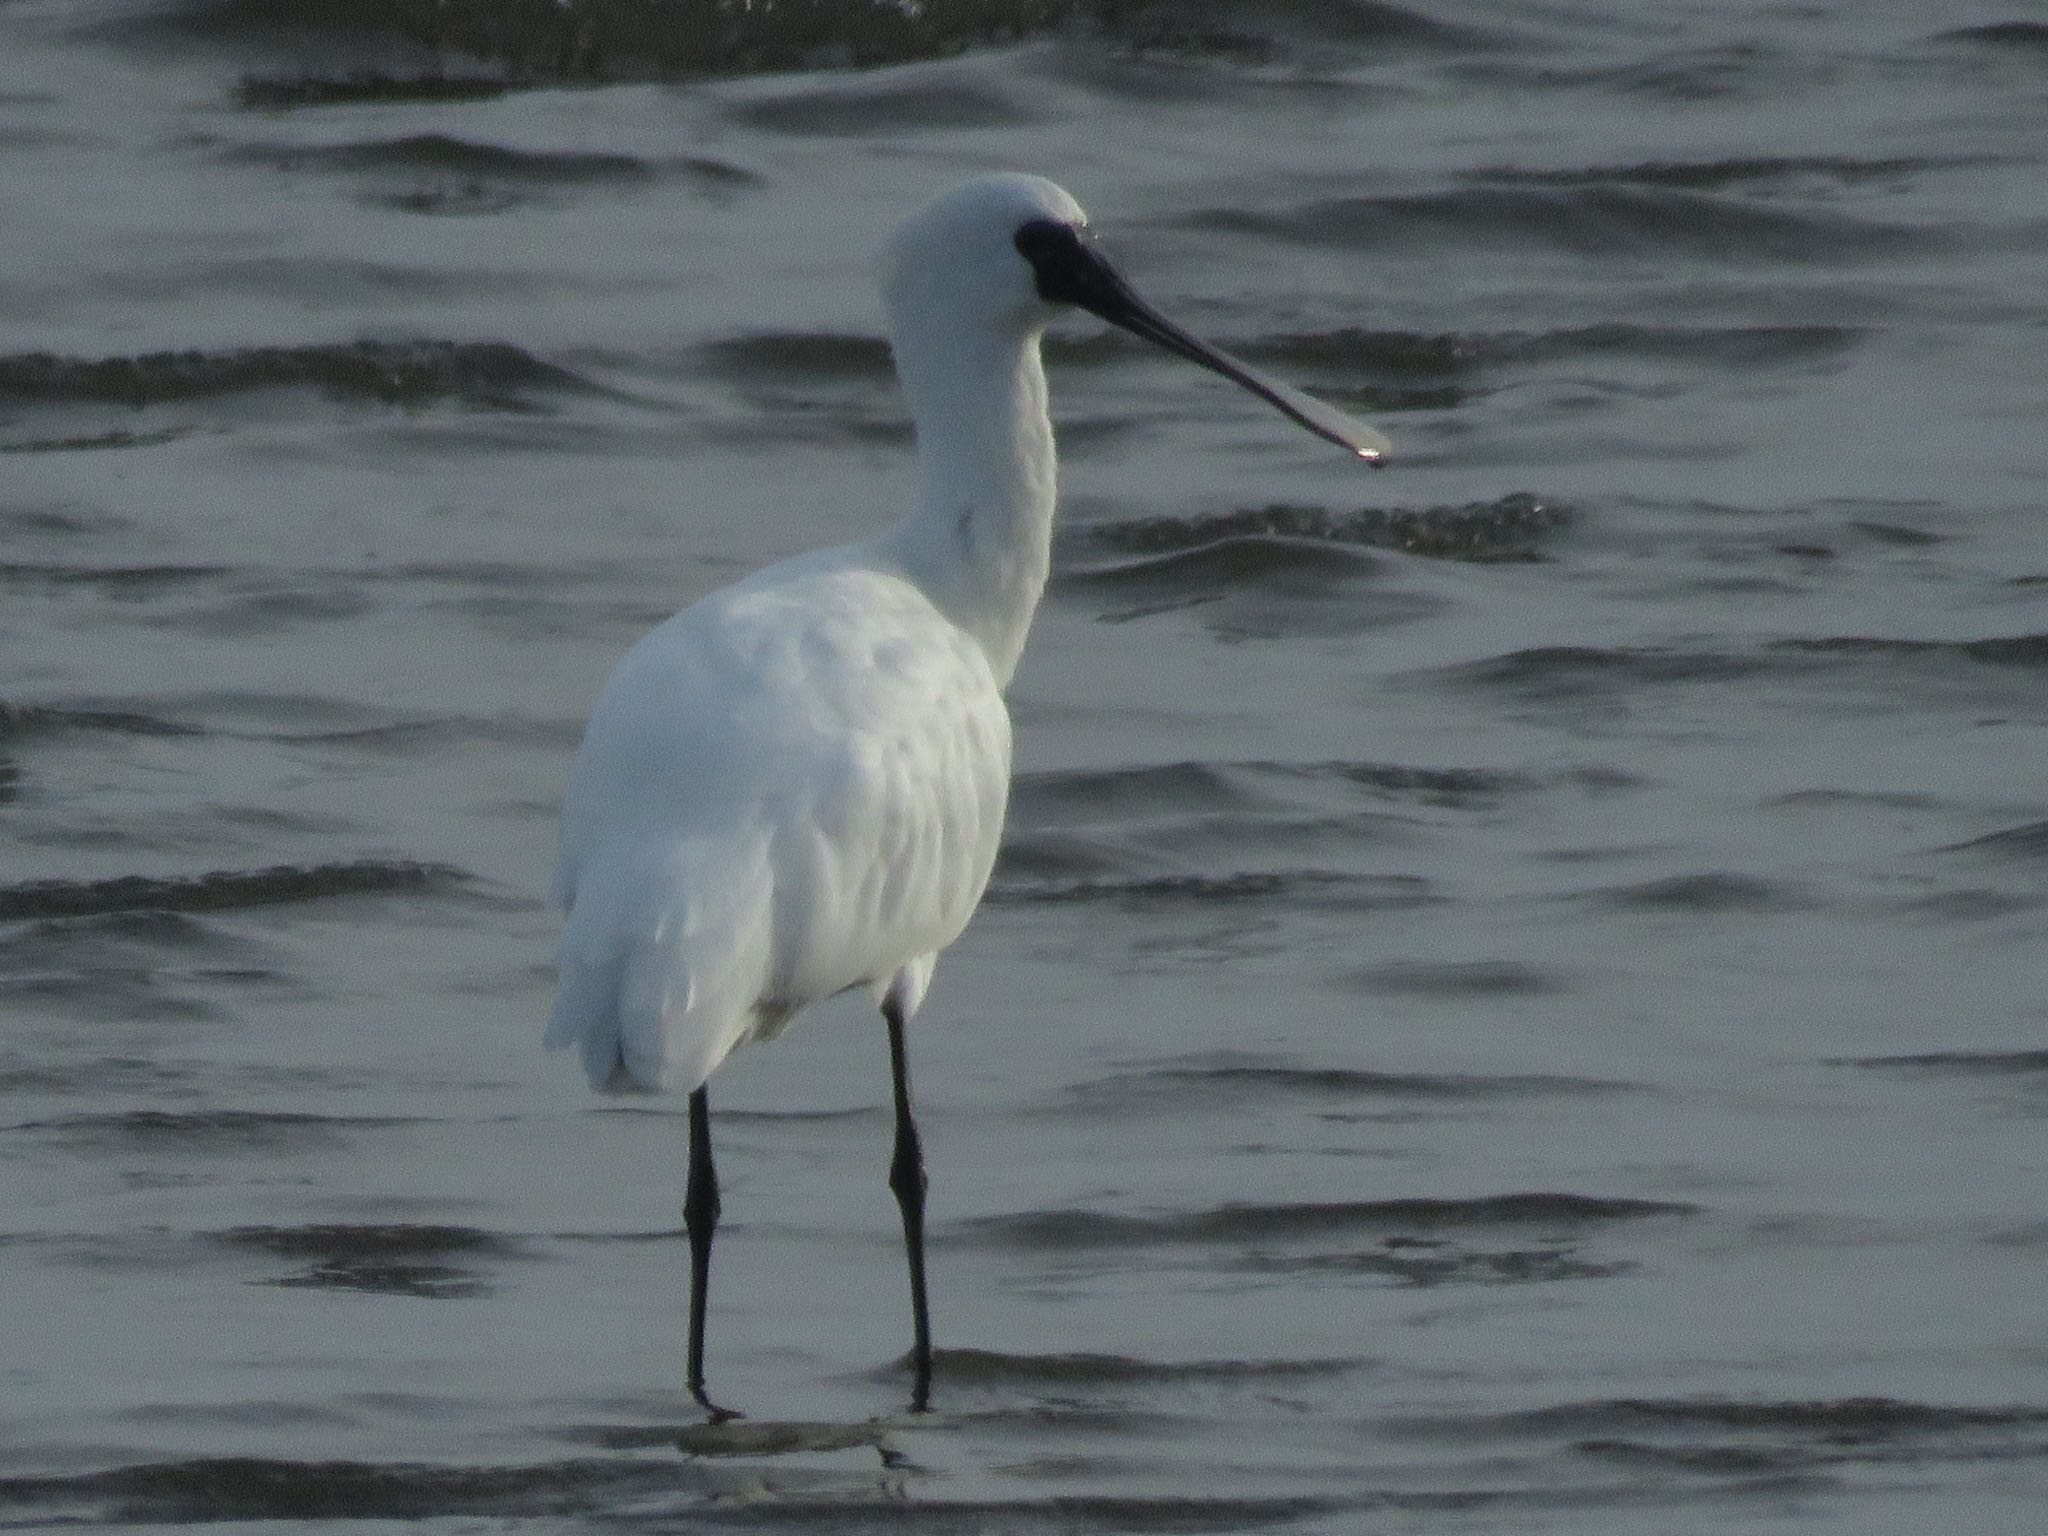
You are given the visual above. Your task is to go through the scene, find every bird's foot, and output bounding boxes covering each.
[689,1382,744,1424]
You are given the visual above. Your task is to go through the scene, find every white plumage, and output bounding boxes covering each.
[545,549,1012,1093]
[542,173,1386,1413]
[546,174,1081,1097]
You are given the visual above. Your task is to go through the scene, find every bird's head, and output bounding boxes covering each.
[883,172,1389,463]
[882,173,1088,338]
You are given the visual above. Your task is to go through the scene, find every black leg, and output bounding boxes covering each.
[883,1000,934,1411]
[684,1085,738,1420]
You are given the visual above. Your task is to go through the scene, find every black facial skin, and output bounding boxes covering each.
[1014,219,1116,308]
[1012,217,1387,463]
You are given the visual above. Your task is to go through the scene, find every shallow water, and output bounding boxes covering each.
[3,1,2046,1529]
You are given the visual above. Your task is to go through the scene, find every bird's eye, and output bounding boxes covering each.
[1013,219,1080,264]
[1014,219,1093,304]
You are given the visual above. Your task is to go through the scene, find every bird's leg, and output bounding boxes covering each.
[883,999,934,1412]
[684,1085,739,1421]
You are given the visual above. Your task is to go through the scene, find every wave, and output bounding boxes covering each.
[132,0,1502,92]
[572,1417,893,1455]
[1187,184,1935,264]
[0,699,198,738]
[1264,1246,1634,1286]
[1248,325,1860,380]
[1894,887,2043,922]
[234,135,760,216]
[12,1109,411,1151]
[900,1346,1356,1388]
[262,714,569,759]
[0,1454,685,1525]
[221,1222,525,1298]
[1461,41,1812,104]
[0,425,197,454]
[1394,1394,2048,1479]
[1348,959,1562,996]
[0,860,468,922]
[238,133,658,184]
[0,1458,1335,1531]
[694,326,1218,386]
[0,340,593,411]
[1011,757,1534,819]
[1940,819,2048,859]
[119,0,1519,97]
[695,330,892,383]
[994,756,1547,891]
[726,77,1034,135]
[1246,0,1498,49]
[1299,758,1556,801]
[1437,644,1771,698]
[1835,1049,2048,1077]
[1935,22,2048,52]
[236,71,514,110]
[1056,1054,1630,1111]
[1579,872,1807,914]
[0,1050,380,1100]
[1777,632,2048,668]
[983,869,1435,909]
[0,561,230,593]
[1068,494,1569,566]
[1471,154,1985,192]
[956,1192,1694,1251]
[120,0,1100,83]
[1056,534,1380,595]
[1446,631,2048,711]
[1010,760,1255,820]
[1452,1393,2048,1443]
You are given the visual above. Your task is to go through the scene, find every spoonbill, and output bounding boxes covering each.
[546,173,1388,1416]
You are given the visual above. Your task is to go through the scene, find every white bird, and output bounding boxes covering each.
[545,173,1388,1417]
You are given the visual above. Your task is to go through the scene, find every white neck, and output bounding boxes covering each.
[880,323,1056,689]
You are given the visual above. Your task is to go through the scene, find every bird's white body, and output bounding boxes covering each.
[546,175,1080,1094]
[546,546,1014,1092]
[546,172,1387,1411]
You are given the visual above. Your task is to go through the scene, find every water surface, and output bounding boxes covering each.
[3,1,2046,1530]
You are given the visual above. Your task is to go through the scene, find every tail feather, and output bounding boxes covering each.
[543,839,767,1095]
[544,941,634,1088]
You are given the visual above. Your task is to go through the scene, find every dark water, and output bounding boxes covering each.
[4,1,2046,1529]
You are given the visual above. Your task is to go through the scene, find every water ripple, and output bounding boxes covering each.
[0,340,593,411]
[220,1223,527,1298]
[10,1108,418,1152]
[1189,185,1941,264]
[984,869,1435,910]
[1058,1055,1631,1112]
[956,1192,1695,1251]
[1068,494,1568,565]
[0,860,471,922]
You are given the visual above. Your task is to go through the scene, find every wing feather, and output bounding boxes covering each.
[546,552,1010,1094]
